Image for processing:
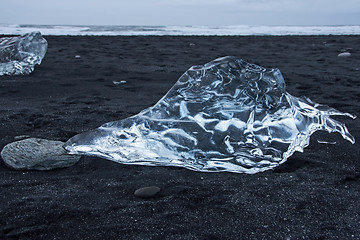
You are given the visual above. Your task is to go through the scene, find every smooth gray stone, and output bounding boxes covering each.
[134,186,161,198]
[1,138,80,170]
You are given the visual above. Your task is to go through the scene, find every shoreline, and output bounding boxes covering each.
[1,23,360,36]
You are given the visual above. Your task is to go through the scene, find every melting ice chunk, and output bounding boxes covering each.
[64,56,356,174]
[0,32,48,75]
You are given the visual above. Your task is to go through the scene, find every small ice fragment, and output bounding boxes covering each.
[113,80,127,85]
[0,32,48,75]
[14,135,30,140]
[64,56,356,174]
[317,140,337,145]
[338,52,351,57]
[75,55,81,59]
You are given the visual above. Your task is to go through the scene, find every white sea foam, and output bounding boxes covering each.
[1,24,360,36]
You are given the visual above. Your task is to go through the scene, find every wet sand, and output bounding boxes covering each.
[0,35,359,239]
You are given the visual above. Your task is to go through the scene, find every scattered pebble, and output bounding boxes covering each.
[113,80,127,85]
[338,52,351,57]
[0,138,81,170]
[134,186,161,198]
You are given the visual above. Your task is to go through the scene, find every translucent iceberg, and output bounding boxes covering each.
[0,32,47,75]
[64,56,356,173]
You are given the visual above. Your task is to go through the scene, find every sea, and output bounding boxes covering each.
[1,24,360,36]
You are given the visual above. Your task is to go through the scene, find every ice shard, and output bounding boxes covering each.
[0,32,47,75]
[64,56,356,173]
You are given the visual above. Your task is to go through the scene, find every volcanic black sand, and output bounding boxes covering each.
[0,35,359,239]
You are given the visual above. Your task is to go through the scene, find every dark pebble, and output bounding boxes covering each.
[134,186,161,198]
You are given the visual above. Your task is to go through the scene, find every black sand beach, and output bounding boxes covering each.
[1,35,359,239]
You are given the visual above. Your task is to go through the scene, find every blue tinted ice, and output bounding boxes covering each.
[64,56,356,173]
[0,32,47,75]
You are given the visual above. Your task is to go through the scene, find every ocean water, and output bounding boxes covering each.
[1,24,360,36]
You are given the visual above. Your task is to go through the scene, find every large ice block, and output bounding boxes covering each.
[0,32,47,75]
[64,56,356,173]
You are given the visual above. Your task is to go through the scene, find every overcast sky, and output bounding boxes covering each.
[1,0,359,26]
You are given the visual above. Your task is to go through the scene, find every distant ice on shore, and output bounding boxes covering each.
[1,24,360,36]
[0,32,47,75]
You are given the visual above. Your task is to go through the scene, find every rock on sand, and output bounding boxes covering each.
[134,186,161,198]
[1,138,80,170]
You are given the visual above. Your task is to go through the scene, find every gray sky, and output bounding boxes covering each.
[1,0,359,26]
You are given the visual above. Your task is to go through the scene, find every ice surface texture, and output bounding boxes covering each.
[0,32,47,75]
[64,56,356,173]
